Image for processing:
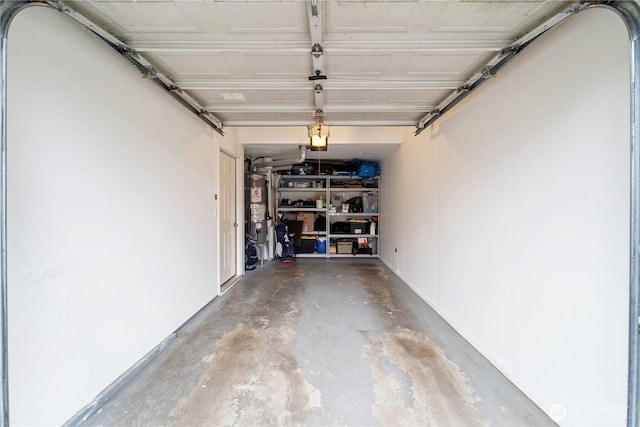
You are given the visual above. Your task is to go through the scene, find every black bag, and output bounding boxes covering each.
[315,215,326,231]
[331,221,350,234]
[318,164,334,175]
[275,221,296,263]
[345,196,363,213]
[245,238,258,270]
[333,163,357,175]
[291,163,316,175]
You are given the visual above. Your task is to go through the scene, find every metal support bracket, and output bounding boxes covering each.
[117,44,137,57]
[143,65,156,79]
[481,65,495,79]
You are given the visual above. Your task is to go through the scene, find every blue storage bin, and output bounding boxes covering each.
[316,238,327,253]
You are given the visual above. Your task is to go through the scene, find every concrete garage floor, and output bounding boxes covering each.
[82,259,554,426]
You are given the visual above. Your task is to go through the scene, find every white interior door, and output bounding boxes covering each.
[219,151,237,285]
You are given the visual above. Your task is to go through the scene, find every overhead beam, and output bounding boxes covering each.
[222,119,418,127]
[127,40,507,53]
[177,79,461,91]
[202,104,436,113]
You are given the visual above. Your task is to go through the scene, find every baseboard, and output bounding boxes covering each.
[62,332,177,426]
[379,256,548,421]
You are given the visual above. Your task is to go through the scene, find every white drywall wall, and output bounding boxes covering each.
[7,7,233,425]
[381,8,630,426]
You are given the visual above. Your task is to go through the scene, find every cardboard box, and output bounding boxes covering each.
[296,213,314,232]
[337,240,353,254]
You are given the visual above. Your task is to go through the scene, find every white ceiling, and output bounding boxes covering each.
[64,0,570,161]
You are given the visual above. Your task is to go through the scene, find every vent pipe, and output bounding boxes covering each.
[252,145,306,172]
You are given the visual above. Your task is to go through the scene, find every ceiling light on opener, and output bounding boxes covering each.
[308,110,328,151]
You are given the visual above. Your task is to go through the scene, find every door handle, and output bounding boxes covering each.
[234,223,238,227]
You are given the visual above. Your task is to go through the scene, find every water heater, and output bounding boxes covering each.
[245,173,268,244]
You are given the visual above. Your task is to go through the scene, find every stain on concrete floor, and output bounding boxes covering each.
[169,265,321,426]
[363,328,488,426]
[81,259,554,427]
[169,313,321,426]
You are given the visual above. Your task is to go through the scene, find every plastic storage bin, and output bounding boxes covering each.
[316,237,326,253]
[348,219,369,234]
[299,235,317,253]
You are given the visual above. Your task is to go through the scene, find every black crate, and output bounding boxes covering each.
[298,236,317,253]
[349,220,369,234]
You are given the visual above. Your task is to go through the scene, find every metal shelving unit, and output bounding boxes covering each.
[275,174,379,258]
